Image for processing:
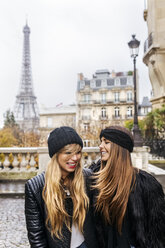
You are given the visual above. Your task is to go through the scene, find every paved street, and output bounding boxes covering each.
[0,197,29,248]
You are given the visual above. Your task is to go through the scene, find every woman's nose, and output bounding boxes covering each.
[99,142,104,149]
[71,154,78,161]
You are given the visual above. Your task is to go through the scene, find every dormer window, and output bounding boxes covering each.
[96,80,101,87]
[115,78,120,86]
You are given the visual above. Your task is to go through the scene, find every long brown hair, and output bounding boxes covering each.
[42,144,89,239]
[95,127,137,234]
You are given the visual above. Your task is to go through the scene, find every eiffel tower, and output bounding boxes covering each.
[14,22,39,131]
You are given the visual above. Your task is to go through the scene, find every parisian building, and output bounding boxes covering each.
[76,69,138,146]
[143,0,165,109]
[39,69,152,147]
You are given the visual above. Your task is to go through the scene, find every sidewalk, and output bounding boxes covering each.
[0,197,29,248]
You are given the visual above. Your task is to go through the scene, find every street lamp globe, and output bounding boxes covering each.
[128,35,140,58]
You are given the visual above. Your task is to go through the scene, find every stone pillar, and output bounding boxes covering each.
[37,147,49,174]
[131,146,150,170]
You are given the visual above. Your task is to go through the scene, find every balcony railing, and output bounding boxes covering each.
[99,115,108,120]
[125,114,133,119]
[144,33,153,53]
[112,115,121,120]
[79,99,134,105]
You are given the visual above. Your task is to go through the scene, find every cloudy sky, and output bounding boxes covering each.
[0,0,150,127]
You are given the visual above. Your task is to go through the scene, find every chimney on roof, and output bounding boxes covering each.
[78,73,84,81]
[111,70,116,78]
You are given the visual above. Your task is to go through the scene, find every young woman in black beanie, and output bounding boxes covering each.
[91,125,165,248]
[25,126,99,248]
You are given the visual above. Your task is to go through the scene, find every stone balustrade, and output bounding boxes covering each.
[0,147,38,171]
[0,146,149,179]
[0,147,100,179]
[0,147,39,180]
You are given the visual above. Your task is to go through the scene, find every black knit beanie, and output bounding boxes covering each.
[48,126,83,158]
[100,126,134,152]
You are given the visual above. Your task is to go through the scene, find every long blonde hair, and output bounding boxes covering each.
[42,144,89,239]
[95,140,137,234]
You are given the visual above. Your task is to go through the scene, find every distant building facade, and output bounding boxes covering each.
[39,105,76,146]
[76,69,138,146]
[39,70,151,147]
[143,0,165,109]
[138,96,152,119]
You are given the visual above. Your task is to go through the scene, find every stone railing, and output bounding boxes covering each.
[0,147,38,171]
[0,147,100,179]
[0,146,150,179]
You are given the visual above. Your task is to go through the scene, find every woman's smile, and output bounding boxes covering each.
[58,146,82,177]
[66,161,77,169]
[99,137,111,161]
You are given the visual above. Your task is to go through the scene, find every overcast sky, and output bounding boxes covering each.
[0,0,151,127]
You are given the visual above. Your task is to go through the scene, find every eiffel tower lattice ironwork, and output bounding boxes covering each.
[14,22,39,131]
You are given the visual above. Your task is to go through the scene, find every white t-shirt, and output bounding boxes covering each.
[70,223,85,248]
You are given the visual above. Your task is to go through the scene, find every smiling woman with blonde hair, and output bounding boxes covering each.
[25,126,99,248]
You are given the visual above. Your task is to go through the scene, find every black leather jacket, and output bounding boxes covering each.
[25,169,99,248]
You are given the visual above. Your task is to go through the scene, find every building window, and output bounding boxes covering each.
[127,106,133,117]
[84,94,91,103]
[115,78,120,86]
[101,107,106,117]
[84,123,90,131]
[84,140,90,147]
[143,107,150,114]
[90,80,95,88]
[114,107,120,117]
[80,81,85,89]
[85,80,90,86]
[102,79,107,87]
[127,91,133,101]
[96,80,101,87]
[127,76,133,85]
[107,78,114,86]
[120,77,127,85]
[114,92,120,102]
[47,117,52,128]
[101,93,106,103]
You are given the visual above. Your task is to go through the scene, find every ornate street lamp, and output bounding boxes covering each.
[128,35,143,147]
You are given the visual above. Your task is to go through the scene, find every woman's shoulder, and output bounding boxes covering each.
[25,171,45,194]
[83,168,92,177]
[88,159,101,172]
[135,169,164,196]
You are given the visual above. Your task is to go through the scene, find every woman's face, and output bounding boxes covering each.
[99,137,111,161]
[58,144,82,178]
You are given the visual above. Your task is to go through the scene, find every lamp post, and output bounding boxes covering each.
[128,34,143,147]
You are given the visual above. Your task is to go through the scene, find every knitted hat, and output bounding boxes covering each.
[48,126,83,158]
[100,126,134,152]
